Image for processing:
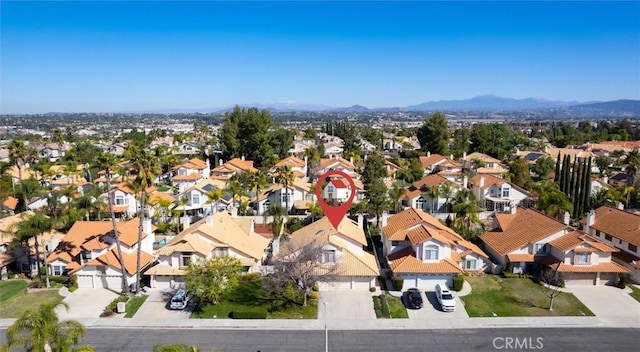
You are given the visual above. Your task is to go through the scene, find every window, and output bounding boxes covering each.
[605,234,613,241]
[323,250,336,263]
[212,247,229,257]
[115,195,125,205]
[534,243,547,254]
[502,188,510,198]
[20,262,30,272]
[424,245,439,261]
[465,259,477,270]
[181,252,192,267]
[81,251,92,261]
[391,241,401,246]
[575,253,590,265]
[52,265,64,276]
[629,244,638,253]
[192,193,200,204]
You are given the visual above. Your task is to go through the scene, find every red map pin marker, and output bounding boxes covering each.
[314,170,357,229]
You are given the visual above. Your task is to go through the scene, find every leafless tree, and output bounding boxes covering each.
[265,236,341,306]
[541,263,563,311]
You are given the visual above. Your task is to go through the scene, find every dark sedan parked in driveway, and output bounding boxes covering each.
[406,288,424,309]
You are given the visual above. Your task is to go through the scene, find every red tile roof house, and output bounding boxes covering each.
[582,206,640,283]
[481,207,628,286]
[382,208,489,290]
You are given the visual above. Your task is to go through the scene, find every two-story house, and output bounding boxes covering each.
[176,178,229,218]
[582,206,640,283]
[382,208,489,290]
[38,143,65,163]
[419,153,464,182]
[109,184,139,218]
[468,174,532,213]
[47,217,155,289]
[323,179,351,205]
[462,152,508,178]
[170,158,211,193]
[269,156,308,180]
[145,211,270,289]
[254,179,313,214]
[286,216,379,290]
[481,207,627,286]
[313,157,359,180]
[211,157,258,181]
[400,174,463,214]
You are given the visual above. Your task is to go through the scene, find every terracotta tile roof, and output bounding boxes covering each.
[507,253,535,262]
[469,174,506,188]
[548,230,618,253]
[254,223,274,239]
[390,255,463,274]
[613,251,640,270]
[147,192,175,206]
[318,157,355,170]
[172,173,203,181]
[172,158,208,171]
[2,197,18,211]
[555,261,628,273]
[419,154,447,168]
[113,205,129,213]
[156,232,214,257]
[481,207,568,256]
[80,248,154,275]
[494,213,517,230]
[586,206,640,248]
[291,216,367,247]
[411,174,451,189]
[403,188,422,200]
[272,156,306,169]
[464,152,502,164]
[226,158,258,172]
[145,264,186,276]
[382,208,459,241]
[476,166,508,175]
[385,160,402,170]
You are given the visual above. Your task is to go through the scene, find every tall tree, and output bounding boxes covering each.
[95,152,129,294]
[508,157,532,190]
[416,112,450,155]
[533,156,555,179]
[185,256,242,304]
[452,188,482,239]
[553,153,562,183]
[2,302,95,352]
[205,187,223,216]
[127,144,160,291]
[625,149,640,186]
[8,138,28,212]
[11,211,55,286]
[276,165,295,215]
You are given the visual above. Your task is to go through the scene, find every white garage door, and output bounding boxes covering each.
[318,277,373,290]
[94,275,121,289]
[402,274,452,290]
[154,276,173,289]
[77,275,94,288]
[565,273,596,286]
[599,273,618,286]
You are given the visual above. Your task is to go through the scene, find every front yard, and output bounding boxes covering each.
[191,300,317,319]
[0,280,64,318]
[461,275,594,317]
[372,292,408,318]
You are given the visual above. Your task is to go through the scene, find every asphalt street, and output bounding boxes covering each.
[2,328,638,352]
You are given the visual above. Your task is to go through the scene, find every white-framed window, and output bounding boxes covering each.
[424,245,439,261]
[181,252,193,267]
[212,247,229,257]
[465,259,477,270]
[192,193,200,204]
[52,265,64,276]
[115,195,126,205]
[322,250,336,263]
[501,187,510,198]
[575,253,590,265]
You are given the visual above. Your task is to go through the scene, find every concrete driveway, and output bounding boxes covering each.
[405,290,469,319]
[319,290,376,320]
[131,288,192,320]
[566,285,640,324]
[56,288,120,320]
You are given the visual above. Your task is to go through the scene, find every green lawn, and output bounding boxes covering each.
[124,295,149,318]
[461,275,594,317]
[627,284,640,303]
[0,280,63,318]
[191,300,317,319]
[372,292,408,318]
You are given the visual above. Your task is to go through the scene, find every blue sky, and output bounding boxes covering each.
[1,1,639,113]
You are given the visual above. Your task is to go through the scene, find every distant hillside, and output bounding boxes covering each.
[565,99,640,117]
[404,95,578,111]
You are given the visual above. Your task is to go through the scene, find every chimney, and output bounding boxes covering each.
[219,159,224,166]
[350,156,354,164]
[143,216,152,236]
[563,211,570,225]
[231,207,238,217]
[450,154,454,160]
[462,152,467,160]
[241,155,245,161]
[463,176,468,189]
[585,209,595,233]
[358,214,364,228]
[479,176,485,188]
[603,175,609,185]
[427,151,431,157]
[381,211,388,228]
[182,216,190,231]
[206,211,214,227]
[510,204,517,214]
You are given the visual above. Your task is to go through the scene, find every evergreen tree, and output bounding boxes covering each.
[561,155,571,195]
[416,112,450,155]
[581,158,592,214]
[554,154,561,183]
[569,159,578,199]
[572,160,583,217]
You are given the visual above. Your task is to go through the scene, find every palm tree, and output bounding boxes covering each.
[205,187,223,216]
[426,185,441,213]
[2,302,95,352]
[452,189,482,239]
[10,211,54,283]
[252,170,269,210]
[128,145,161,291]
[264,204,286,240]
[389,184,405,213]
[8,138,28,211]
[275,165,295,215]
[94,152,129,295]
[625,149,640,186]
[226,179,245,210]
[534,181,573,220]
[438,182,455,213]
[175,196,189,232]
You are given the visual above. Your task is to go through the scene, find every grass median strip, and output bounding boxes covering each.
[124,295,149,318]
[627,284,640,303]
[373,292,408,318]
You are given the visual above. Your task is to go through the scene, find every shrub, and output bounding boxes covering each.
[369,286,376,293]
[106,295,129,312]
[312,284,319,292]
[28,279,41,289]
[372,296,383,318]
[618,275,628,289]
[48,276,68,285]
[231,308,268,319]
[379,294,390,318]
[392,277,404,291]
[238,272,262,283]
[68,286,78,292]
[68,275,78,291]
[452,276,464,292]
[308,291,319,300]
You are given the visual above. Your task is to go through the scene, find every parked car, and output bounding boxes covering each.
[406,288,423,309]
[435,283,456,312]
[169,289,190,310]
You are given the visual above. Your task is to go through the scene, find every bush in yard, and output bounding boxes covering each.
[369,286,376,293]
[231,308,268,319]
[379,294,390,318]
[392,277,404,291]
[106,295,129,311]
[308,291,319,300]
[312,284,319,292]
[452,276,465,292]
[618,274,628,289]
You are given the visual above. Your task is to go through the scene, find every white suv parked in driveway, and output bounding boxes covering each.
[435,283,456,312]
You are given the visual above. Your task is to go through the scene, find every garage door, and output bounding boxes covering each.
[402,274,452,290]
[154,276,173,289]
[564,272,596,286]
[77,275,94,288]
[599,273,618,286]
[318,277,373,290]
[94,275,121,289]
